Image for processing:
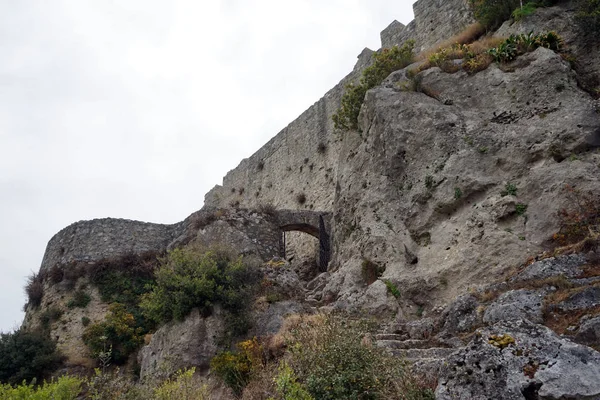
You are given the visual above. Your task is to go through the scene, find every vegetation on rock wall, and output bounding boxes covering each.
[333,41,415,131]
[82,303,145,365]
[140,247,257,326]
[24,272,44,309]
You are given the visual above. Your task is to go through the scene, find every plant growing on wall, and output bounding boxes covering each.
[333,41,415,131]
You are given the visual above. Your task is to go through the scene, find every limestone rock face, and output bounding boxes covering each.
[327,47,600,315]
[138,308,225,381]
[436,320,600,400]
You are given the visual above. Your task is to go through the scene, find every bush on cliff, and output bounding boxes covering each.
[140,247,257,326]
[82,303,144,365]
[333,41,415,131]
[214,314,435,399]
[0,329,63,385]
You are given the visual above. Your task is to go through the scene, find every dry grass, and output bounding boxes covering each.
[544,304,600,335]
[416,23,486,61]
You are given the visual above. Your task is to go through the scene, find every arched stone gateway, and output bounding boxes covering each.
[275,210,332,271]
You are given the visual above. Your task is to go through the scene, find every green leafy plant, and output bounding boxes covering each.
[333,41,415,131]
[0,375,81,399]
[488,31,562,62]
[89,252,159,334]
[153,368,208,400]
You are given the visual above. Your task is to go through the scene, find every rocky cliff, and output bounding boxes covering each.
[19,0,600,398]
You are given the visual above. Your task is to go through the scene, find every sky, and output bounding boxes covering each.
[0,0,414,332]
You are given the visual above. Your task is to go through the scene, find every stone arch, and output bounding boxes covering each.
[275,210,332,271]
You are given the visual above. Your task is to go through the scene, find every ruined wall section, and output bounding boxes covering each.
[39,218,182,273]
[382,0,475,51]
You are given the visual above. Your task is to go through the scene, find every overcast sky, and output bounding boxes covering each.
[0,1,414,332]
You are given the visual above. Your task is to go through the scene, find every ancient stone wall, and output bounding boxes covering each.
[203,0,475,262]
[39,218,182,273]
[205,0,475,214]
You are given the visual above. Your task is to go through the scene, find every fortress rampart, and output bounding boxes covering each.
[204,0,474,213]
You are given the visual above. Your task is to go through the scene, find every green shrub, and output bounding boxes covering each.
[211,338,263,395]
[153,368,208,400]
[576,0,600,33]
[82,303,144,365]
[333,41,415,131]
[67,290,91,309]
[287,314,434,400]
[0,329,63,385]
[0,375,81,399]
[140,247,257,326]
[273,363,314,400]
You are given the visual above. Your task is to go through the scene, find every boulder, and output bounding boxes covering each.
[138,308,224,381]
[436,320,600,399]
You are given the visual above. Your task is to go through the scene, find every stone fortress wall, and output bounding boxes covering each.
[36,0,475,275]
[203,0,474,260]
[204,0,475,213]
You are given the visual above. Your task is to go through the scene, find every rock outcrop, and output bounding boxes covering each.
[327,46,600,315]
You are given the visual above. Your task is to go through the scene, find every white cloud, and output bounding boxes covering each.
[0,0,414,331]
